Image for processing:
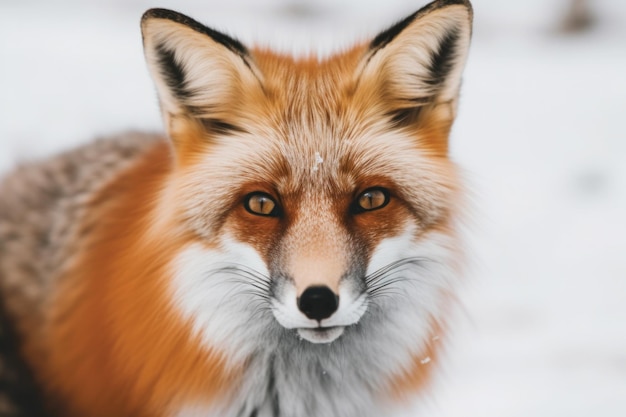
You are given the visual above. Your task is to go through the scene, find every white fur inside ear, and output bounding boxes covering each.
[362,5,472,105]
[141,15,262,129]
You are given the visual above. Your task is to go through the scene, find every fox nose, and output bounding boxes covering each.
[297,286,339,321]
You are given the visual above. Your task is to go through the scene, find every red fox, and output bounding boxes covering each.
[0,1,473,416]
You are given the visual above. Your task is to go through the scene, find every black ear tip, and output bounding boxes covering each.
[431,0,473,20]
[140,8,206,31]
[440,0,473,19]
[139,8,248,56]
[433,0,473,19]
[439,0,468,4]
[141,8,179,24]
[437,0,472,8]
[370,0,472,51]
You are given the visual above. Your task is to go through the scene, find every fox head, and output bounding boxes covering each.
[140,0,471,360]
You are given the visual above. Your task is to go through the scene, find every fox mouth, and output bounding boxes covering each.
[271,285,368,344]
[297,326,345,344]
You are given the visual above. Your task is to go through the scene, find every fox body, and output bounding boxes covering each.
[0,1,473,416]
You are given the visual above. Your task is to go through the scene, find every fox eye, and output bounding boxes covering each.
[244,192,279,217]
[354,188,390,213]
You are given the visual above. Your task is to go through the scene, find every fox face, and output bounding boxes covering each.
[142,0,470,336]
[127,0,472,414]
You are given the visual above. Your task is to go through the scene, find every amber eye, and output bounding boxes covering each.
[244,192,279,217]
[353,188,390,213]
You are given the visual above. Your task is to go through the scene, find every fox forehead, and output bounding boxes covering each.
[179,117,454,201]
[181,59,447,180]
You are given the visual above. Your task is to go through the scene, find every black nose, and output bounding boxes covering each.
[297,286,339,321]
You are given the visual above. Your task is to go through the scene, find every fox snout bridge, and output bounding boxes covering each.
[297,286,339,321]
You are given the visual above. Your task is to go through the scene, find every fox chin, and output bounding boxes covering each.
[0,1,473,416]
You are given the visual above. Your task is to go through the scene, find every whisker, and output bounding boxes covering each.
[363,256,439,304]
[213,268,271,287]
[367,277,409,295]
[365,256,434,285]
[196,263,275,309]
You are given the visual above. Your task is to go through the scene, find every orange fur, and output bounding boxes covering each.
[28,142,238,417]
[388,322,446,399]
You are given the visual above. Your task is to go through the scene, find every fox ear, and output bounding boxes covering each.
[357,0,473,129]
[141,9,264,144]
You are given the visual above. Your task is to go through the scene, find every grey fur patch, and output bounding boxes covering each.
[0,132,163,416]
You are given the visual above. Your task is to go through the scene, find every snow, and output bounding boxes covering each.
[312,151,324,172]
[1,0,625,416]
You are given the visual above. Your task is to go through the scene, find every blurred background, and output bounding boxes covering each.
[1,0,625,416]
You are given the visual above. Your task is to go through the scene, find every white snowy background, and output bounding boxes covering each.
[1,0,625,416]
